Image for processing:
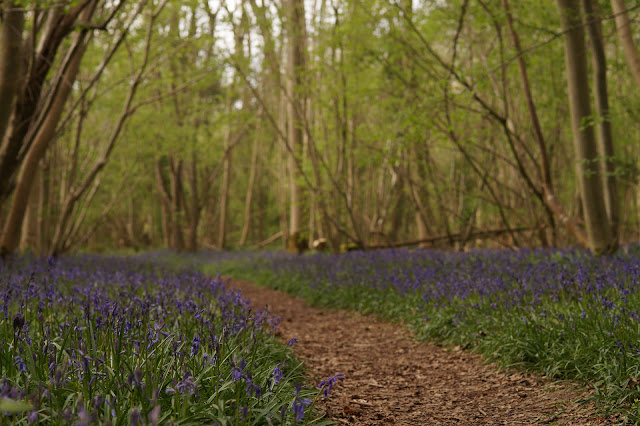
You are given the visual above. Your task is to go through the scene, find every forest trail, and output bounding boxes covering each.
[227,278,616,425]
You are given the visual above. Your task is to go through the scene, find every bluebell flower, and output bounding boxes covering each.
[318,373,344,398]
[130,407,141,426]
[13,356,27,373]
[293,397,311,423]
[272,363,285,385]
[175,372,197,395]
[149,406,161,426]
[191,336,200,357]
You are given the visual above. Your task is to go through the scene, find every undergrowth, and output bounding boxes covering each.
[0,255,335,425]
[185,247,640,424]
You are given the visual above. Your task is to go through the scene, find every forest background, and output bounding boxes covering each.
[1,0,639,257]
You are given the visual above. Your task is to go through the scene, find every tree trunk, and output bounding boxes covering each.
[277,100,290,249]
[582,0,619,242]
[0,3,88,205]
[0,3,95,256]
[48,7,154,255]
[557,0,615,253]
[239,107,262,246]
[218,93,233,249]
[286,0,306,253]
[0,2,24,144]
[186,146,200,251]
[170,157,185,251]
[611,0,640,88]
[19,165,40,254]
[126,196,136,248]
[37,162,49,254]
[156,158,172,247]
[502,0,557,245]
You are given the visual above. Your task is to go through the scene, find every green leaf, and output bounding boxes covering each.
[0,397,32,413]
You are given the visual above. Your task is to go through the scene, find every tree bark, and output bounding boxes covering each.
[0,2,25,144]
[611,0,640,88]
[582,0,619,242]
[170,157,185,251]
[186,146,200,251]
[240,106,262,246]
[277,96,290,250]
[0,2,95,256]
[286,0,306,253]
[218,92,233,250]
[557,0,616,253]
[36,161,49,254]
[155,158,172,247]
[0,2,88,205]
[19,165,40,253]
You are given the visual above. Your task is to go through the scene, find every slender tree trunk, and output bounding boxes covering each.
[286,0,306,253]
[19,165,40,253]
[277,111,290,250]
[0,2,24,144]
[170,157,185,251]
[582,0,618,242]
[502,0,557,245]
[240,107,262,246]
[37,162,48,254]
[126,195,136,247]
[156,159,172,247]
[218,93,233,249]
[557,0,615,253]
[186,146,200,251]
[611,0,640,88]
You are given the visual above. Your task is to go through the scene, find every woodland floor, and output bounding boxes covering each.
[226,278,623,425]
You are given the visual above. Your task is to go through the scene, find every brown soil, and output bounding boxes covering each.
[227,278,618,425]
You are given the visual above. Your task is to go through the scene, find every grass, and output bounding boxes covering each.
[181,247,640,423]
[0,254,336,425]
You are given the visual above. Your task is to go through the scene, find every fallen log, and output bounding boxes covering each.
[254,231,284,248]
[368,226,535,250]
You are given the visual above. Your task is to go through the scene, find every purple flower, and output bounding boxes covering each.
[191,336,200,357]
[272,363,284,385]
[175,372,197,395]
[13,356,27,373]
[293,397,311,423]
[239,405,249,420]
[76,405,90,426]
[318,373,344,398]
[288,338,298,347]
[149,406,161,426]
[231,358,247,382]
[130,407,141,426]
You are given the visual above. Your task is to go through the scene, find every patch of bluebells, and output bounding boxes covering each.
[0,254,333,424]
[227,246,640,329]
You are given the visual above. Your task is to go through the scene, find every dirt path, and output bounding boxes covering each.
[227,278,615,425]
